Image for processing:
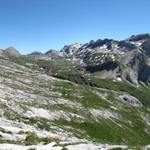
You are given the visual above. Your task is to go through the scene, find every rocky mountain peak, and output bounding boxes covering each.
[127,33,150,42]
[2,47,21,57]
[28,51,43,56]
[45,49,58,55]
[61,43,82,56]
[84,38,115,50]
[45,49,64,58]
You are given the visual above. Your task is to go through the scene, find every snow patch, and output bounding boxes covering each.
[117,77,122,82]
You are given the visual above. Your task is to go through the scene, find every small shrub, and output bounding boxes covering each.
[25,133,39,146]
[62,147,68,150]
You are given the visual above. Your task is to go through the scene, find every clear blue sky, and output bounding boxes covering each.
[0,0,150,54]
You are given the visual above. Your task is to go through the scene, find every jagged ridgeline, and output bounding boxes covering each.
[0,33,150,149]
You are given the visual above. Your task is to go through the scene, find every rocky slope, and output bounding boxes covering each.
[0,33,150,149]
[0,55,149,149]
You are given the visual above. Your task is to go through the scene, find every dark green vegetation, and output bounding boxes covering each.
[25,132,58,146]
[85,61,119,73]
[54,118,150,145]
[8,56,84,76]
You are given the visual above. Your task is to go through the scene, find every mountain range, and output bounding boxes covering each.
[2,33,150,85]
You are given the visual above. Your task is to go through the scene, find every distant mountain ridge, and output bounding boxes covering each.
[26,33,150,85]
[27,33,150,60]
[1,33,150,85]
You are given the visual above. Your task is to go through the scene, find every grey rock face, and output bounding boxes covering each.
[142,41,150,55]
[2,47,21,57]
[128,33,150,42]
[119,94,142,107]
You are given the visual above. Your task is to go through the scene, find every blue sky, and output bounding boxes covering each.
[0,0,150,54]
